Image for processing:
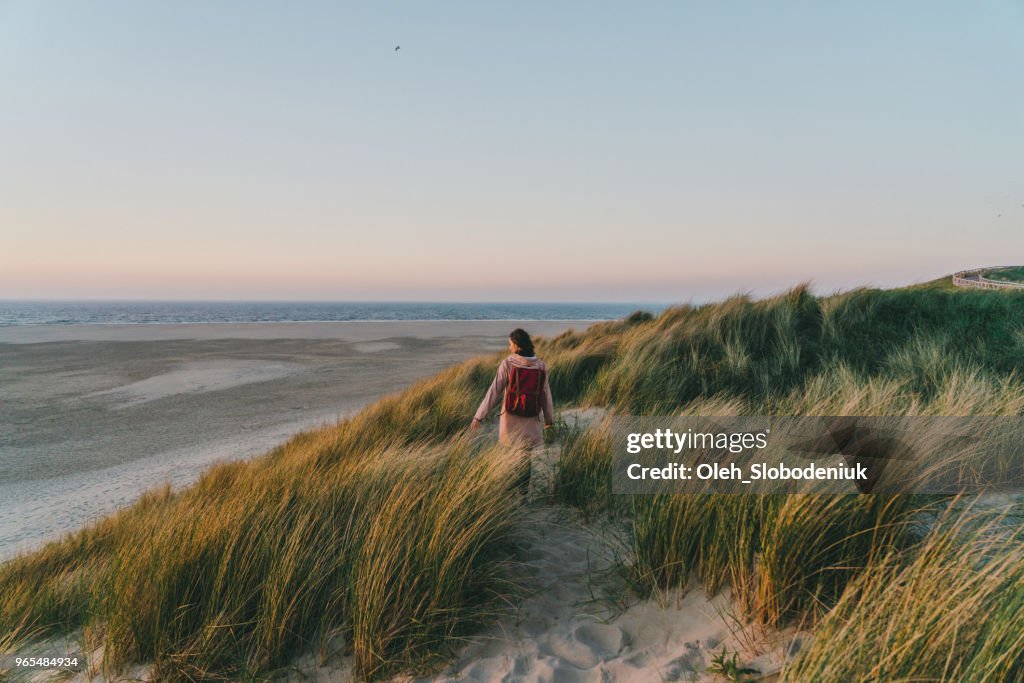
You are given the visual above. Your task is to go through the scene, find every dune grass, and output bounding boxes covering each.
[547,284,1024,676]
[1,438,524,681]
[2,283,1024,680]
[780,501,1024,682]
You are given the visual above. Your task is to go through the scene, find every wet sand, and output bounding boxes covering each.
[0,320,593,560]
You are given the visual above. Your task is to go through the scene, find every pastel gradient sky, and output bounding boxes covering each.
[2,1,1022,302]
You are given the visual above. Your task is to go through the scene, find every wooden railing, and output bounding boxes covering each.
[952,267,1024,290]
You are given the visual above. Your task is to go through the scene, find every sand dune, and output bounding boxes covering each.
[9,324,798,683]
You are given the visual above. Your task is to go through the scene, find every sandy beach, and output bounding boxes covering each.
[0,320,593,561]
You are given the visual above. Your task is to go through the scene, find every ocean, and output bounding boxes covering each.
[0,301,661,326]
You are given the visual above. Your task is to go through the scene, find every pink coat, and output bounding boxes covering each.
[474,355,555,447]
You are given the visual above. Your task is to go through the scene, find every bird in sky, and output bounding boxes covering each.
[394,45,400,51]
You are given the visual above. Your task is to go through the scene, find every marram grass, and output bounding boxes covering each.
[1,439,523,681]
[780,501,1024,682]
[3,283,1024,680]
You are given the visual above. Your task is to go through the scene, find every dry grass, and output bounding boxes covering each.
[4,283,1024,680]
[1,405,525,680]
[781,501,1024,682]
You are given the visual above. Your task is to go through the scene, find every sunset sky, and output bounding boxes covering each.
[2,1,1022,302]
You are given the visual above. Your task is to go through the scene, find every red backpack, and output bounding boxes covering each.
[504,365,546,417]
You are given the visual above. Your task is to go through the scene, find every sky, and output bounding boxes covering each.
[1,1,1022,302]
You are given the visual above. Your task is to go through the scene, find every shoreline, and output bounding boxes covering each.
[0,319,599,344]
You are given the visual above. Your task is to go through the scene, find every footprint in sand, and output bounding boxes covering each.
[543,633,600,669]
[573,623,625,659]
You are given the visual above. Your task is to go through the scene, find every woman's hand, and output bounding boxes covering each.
[470,418,482,431]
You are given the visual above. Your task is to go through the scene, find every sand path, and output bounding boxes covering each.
[388,431,796,683]
[396,502,792,683]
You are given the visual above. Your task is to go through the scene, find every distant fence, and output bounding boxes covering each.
[952,267,1024,290]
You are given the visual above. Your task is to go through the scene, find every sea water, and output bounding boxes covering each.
[0,301,658,326]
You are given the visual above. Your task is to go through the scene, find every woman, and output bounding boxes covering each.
[471,328,554,494]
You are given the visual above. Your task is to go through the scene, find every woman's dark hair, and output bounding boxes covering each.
[509,328,535,356]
